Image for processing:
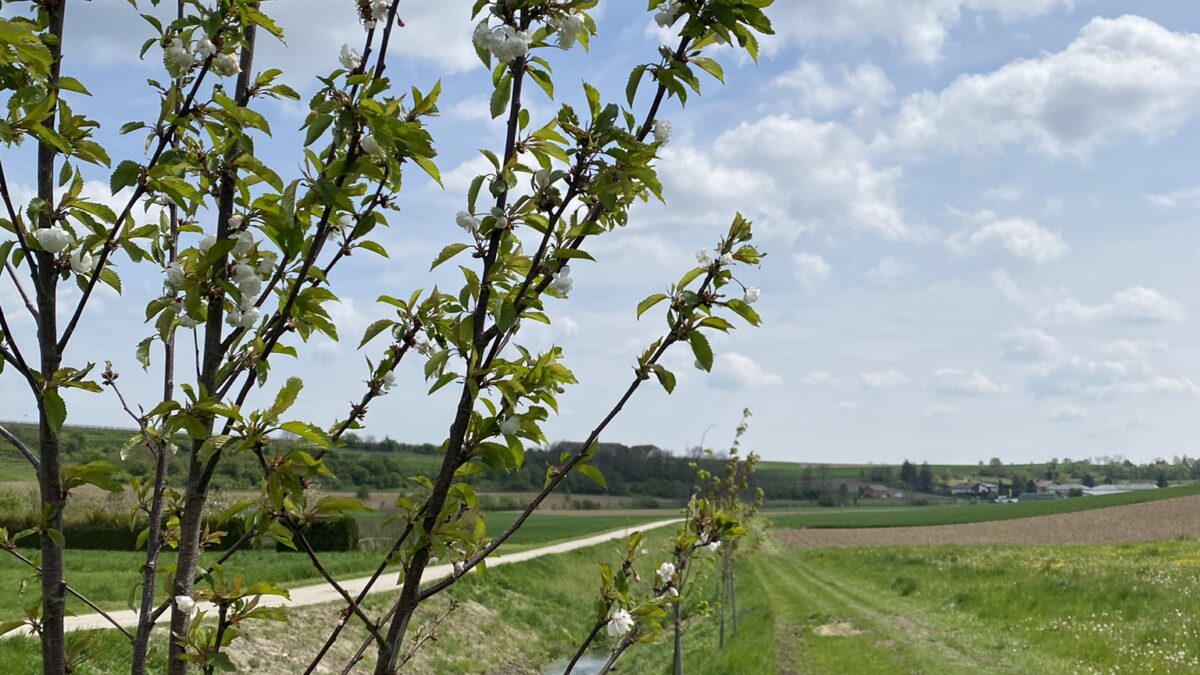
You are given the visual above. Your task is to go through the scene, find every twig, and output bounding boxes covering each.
[394,599,458,670]
[0,422,39,469]
[0,546,133,640]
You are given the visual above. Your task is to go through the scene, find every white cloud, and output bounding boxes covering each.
[930,368,1007,396]
[946,210,1067,264]
[921,403,958,418]
[773,62,895,116]
[860,369,909,390]
[801,369,842,388]
[993,272,1188,325]
[1048,403,1089,422]
[1027,357,1199,399]
[998,328,1063,363]
[793,253,833,288]
[769,0,1073,64]
[1146,185,1200,209]
[709,353,783,391]
[889,16,1200,157]
[866,256,912,286]
[663,116,915,240]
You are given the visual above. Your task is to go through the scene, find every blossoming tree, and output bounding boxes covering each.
[0,0,773,672]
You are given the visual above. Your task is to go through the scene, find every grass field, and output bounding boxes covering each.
[0,512,661,619]
[767,480,1200,529]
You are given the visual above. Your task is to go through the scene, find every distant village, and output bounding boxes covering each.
[861,480,1161,503]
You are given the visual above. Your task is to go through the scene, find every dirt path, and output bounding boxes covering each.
[52,518,680,634]
[781,494,1200,548]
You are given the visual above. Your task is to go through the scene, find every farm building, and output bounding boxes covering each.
[1049,483,1086,497]
[862,484,903,499]
[951,482,999,498]
[1083,483,1158,496]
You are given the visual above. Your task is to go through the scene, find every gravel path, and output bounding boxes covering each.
[780,495,1200,548]
[49,518,681,634]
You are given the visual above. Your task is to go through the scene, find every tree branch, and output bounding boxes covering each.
[0,423,38,470]
[0,546,133,641]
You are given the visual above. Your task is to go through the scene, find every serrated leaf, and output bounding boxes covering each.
[636,293,669,319]
[430,243,469,270]
[689,332,713,372]
[110,160,140,194]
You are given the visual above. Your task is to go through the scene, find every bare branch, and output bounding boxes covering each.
[0,546,133,641]
[0,423,38,470]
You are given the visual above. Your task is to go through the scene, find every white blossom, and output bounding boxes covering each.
[668,587,679,597]
[230,306,259,330]
[339,44,362,71]
[607,608,634,637]
[548,265,573,297]
[232,229,254,257]
[33,225,71,253]
[195,38,217,59]
[175,595,196,614]
[695,250,712,266]
[178,313,198,329]
[476,24,529,64]
[198,235,217,254]
[69,249,96,275]
[743,286,759,305]
[330,212,353,241]
[657,561,676,584]
[233,263,261,303]
[499,416,520,435]
[227,214,244,230]
[653,120,672,145]
[213,52,241,77]
[361,134,383,157]
[491,207,509,229]
[472,23,500,53]
[654,2,682,27]
[256,250,277,276]
[455,211,480,234]
[381,370,397,391]
[165,262,186,288]
[703,541,721,554]
[718,252,733,267]
[370,0,389,22]
[556,13,586,50]
[164,38,194,76]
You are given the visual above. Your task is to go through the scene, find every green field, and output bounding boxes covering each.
[0,512,661,619]
[767,480,1200,529]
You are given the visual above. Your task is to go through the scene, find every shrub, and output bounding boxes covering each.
[276,515,359,552]
[816,494,837,507]
[629,496,661,509]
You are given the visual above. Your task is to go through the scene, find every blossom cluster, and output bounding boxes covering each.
[361,0,389,30]
[472,22,531,64]
[548,11,586,50]
[31,225,97,276]
[164,34,239,79]
[654,1,684,28]
[165,215,275,330]
[695,249,758,304]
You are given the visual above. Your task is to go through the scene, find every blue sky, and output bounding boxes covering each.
[4,1,1200,465]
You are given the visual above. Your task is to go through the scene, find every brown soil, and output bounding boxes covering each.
[780,494,1200,548]
[813,621,863,637]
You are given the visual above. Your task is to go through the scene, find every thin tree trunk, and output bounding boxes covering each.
[35,2,68,672]
[672,601,683,675]
[166,22,257,673]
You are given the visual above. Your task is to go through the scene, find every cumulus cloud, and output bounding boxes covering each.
[889,16,1200,157]
[709,353,783,390]
[1027,357,1199,399]
[930,368,1008,396]
[860,369,909,390]
[768,0,1073,64]
[992,272,1188,325]
[794,253,833,288]
[946,210,1068,264]
[662,116,915,240]
[998,328,1063,363]
[773,62,895,116]
[1048,403,1089,422]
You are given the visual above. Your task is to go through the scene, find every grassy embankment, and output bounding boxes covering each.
[0,512,662,619]
[768,480,1200,529]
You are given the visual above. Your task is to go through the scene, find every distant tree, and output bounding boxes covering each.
[899,460,917,487]
[1025,478,1036,494]
[917,463,934,493]
[1157,473,1169,488]
[800,465,815,499]
[837,483,849,505]
[1082,473,1096,488]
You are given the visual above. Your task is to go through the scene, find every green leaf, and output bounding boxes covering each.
[576,463,607,489]
[689,332,713,372]
[430,243,470,271]
[652,365,676,393]
[583,81,601,119]
[636,293,669,319]
[724,299,761,327]
[413,156,442,188]
[490,74,512,119]
[45,528,65,550]
[690,57,725,83]
[266,377,304,423]
[626,65,646,106]
[43,390,66,436]
[359,319,394,349]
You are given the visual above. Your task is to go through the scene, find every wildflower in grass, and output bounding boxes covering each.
[33,225,71,253]
[607,608,635,637]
